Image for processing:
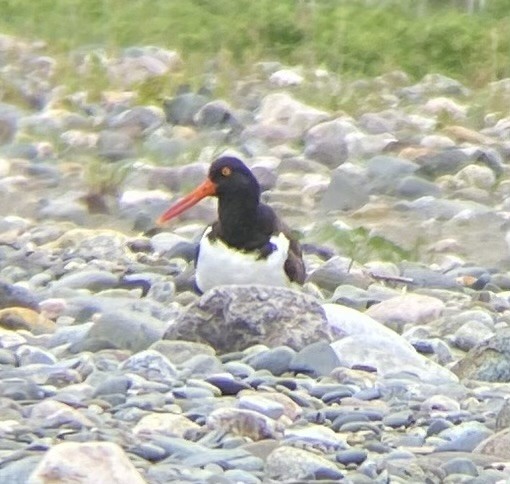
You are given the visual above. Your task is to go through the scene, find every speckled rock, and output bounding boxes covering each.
[451,328,510,382]
[164,285,339,352]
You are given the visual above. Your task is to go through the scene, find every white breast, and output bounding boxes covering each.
[195,227,291,293]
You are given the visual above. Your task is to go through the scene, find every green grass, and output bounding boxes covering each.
[0,0,509,89]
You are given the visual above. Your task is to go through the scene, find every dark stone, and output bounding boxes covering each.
[205,374,251,395]
[163,92,209,125]
[244,346,294,376]
[0,280,40,310]
[416,149,472,177]
[164,286,338,352]
[336,449,368,465]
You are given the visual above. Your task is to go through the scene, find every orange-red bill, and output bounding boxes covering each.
[157,178,217,224]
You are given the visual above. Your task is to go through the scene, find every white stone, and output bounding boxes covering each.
[323,303,457,384]
[28,441,146,484]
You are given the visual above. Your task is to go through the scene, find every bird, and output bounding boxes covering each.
[157,155,306,293]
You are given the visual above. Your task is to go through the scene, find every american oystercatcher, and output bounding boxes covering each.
[157,156,306,293]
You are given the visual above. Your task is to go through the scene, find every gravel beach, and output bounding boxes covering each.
[1,34,510,483]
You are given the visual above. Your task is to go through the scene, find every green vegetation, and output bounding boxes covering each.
[311,223,414,264]
[0,0,509,87]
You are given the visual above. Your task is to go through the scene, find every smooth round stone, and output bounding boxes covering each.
[336,449,368,466]
[205,374,251,395]
[246,346,296,376]
[331,413,370,431]
[146,462,215,483]
[436,422,493,451]
[223,361,255,379]
[183,448,264,472]
[352,388,381,401]
[52,270,118,292]
[383,410,414,428]
[440,457,479,477]
[321,388,355,404]
[181,354,223,377]
[289,341,341,377]
[0,379,45,400]
[339,422,382,435]
[238,394,285,420]
[163,92,209,125]
[426,418,453,436]
[173,387,215,399]
[75,310,167,354]
[411,339,435,353]
[284,425,348,451]
[130,442,168,461]
[93,375,131,397]
[16,345,57,365]
[310,383,353,399]
[0,281,40,310]
[224,469,261,484]
[329,407,385,423]
[421,395,460,413]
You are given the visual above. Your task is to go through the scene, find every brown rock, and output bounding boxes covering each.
[0,307,55,334]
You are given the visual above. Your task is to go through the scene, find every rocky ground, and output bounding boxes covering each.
[2,33,510,483]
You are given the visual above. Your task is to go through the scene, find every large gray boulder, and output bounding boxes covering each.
[164,285,339,352]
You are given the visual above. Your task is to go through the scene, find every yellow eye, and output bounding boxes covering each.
[221,166,232,177]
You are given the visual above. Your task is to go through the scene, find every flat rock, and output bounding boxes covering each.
[72,309,168,353]
[324,303,457,384]
[164,285,339,352]
[289,341,341,377]
[27,441,145,484]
